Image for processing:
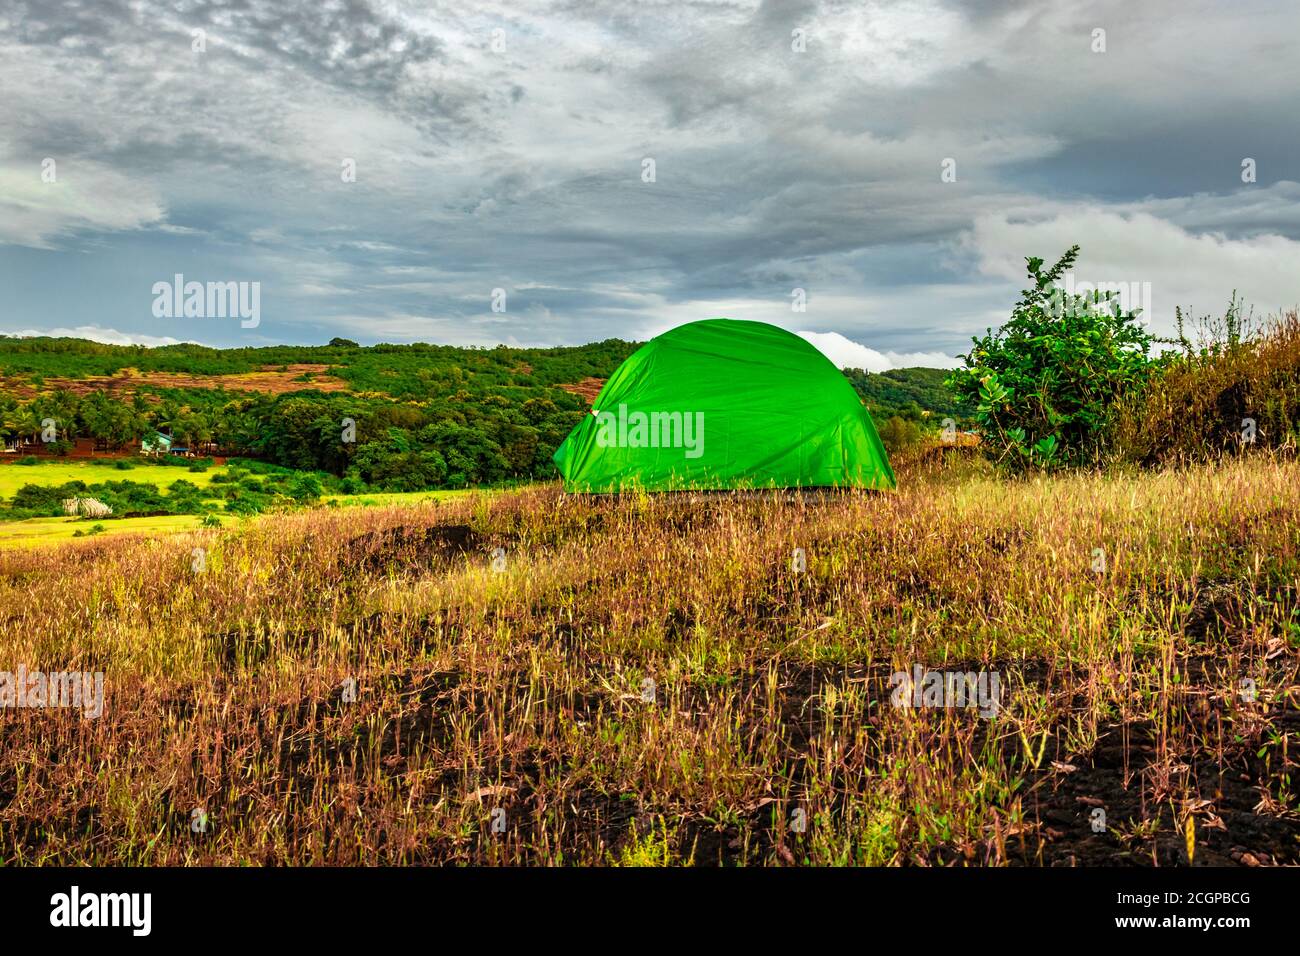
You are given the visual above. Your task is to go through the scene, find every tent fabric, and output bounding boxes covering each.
[553,318,896,492]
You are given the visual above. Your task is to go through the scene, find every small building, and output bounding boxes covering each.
[141,432,173,455]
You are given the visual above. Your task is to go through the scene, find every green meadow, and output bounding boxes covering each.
[0,462,484,548]
[0,459,226,499]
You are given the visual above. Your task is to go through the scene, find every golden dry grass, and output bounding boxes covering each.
[0,456,1296,865]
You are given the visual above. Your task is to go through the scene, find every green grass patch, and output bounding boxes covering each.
[0,459,225,498]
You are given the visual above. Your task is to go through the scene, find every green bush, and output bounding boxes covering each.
[163,479,209,514]
[143,455,213,469]
[12,482,86,514]
[90,480,168,515]
[284,472,323,502]
[224,495,264,515]
[947,245,1155,468]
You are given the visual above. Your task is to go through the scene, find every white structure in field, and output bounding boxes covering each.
[62,497,113,518]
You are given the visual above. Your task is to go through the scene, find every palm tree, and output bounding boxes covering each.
[16,406,44,448]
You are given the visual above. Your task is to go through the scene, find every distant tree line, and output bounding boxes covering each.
[0,337,637,490]
[0,336,972,486]
[842,366,975,451]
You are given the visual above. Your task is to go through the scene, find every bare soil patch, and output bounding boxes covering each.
[0,364,348,397]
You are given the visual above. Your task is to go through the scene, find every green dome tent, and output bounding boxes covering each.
[553,318,896,492]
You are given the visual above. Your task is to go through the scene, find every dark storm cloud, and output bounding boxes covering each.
[0,0,1297,362]
[3,0,445,92]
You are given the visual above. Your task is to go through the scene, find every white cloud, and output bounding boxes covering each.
[798,330,959,371]
[0,326,194,347]
[967,205,1300,334]
[0,159,167,249]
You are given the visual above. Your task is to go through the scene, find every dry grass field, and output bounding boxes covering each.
[0,455,1296,865]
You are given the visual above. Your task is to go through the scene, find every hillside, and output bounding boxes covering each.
[0,336,638,492]
[842,366,974,425]
[0,336,635,396]
[0,337,962,494]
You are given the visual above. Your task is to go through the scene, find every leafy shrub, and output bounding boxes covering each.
[12,482,87,514]
[284,472,323,502]
[947,246,1155,468]
[224,495,264,515]
[144,455,213,469]
[163,479,209,514]
[90,480,169,515]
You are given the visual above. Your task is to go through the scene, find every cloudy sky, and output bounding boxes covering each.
[1,0,1297,370]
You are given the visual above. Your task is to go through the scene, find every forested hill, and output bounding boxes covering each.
[0,336,962,489]
[842,366,974,426]
[0,336,633,394]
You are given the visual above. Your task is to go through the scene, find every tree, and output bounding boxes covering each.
[80,391,141,450]
[946,246,1155,468]
[877,416,922,453]
[349,440,448,491]
[422,421,508,487]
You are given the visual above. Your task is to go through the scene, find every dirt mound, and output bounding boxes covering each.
[557,377,604,404]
